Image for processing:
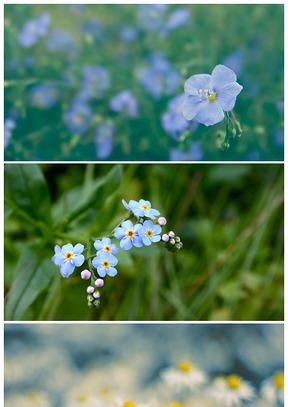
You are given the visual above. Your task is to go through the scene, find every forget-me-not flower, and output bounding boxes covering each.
[109,91,139,117]
[122,199,160,219]
[138,220,162,246]
[114,220,143,250]
[92,251,118,278]
[52,243,85,278]
[94,237,119,255]
[182,64,243,126]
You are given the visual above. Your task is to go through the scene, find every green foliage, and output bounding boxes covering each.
[4,164,284,321]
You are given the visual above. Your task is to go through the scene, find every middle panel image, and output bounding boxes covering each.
[4,163,284,321]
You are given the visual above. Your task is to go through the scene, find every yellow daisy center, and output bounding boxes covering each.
[102,260,110,268]
[146,229,153,237]
[141,204,149,211]
[123,403,136,407]
[227,375,240,389]
[126,229,135,238]
[65,251,73,261]
[78,394,89,402]
[274,373,284,389]
[171,403,182,407]
[178,361,191,372]
[104,245,111,253]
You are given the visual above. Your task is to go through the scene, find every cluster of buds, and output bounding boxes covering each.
[81,269,104,308]
[162,230,183,253]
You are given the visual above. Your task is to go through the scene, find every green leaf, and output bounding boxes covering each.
[4,201,13,220]
[5,247,54,320]
[4,164,52,224]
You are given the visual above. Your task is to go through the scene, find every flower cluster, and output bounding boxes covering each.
[51,198,183,308]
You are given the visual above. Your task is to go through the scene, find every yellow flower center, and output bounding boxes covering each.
[141,204,149,211]
[146,229,153,237]
[227,375,240,389]
[171,403,182,407]
[274,373,284,389]
[65,251,73,261]
[198,88,216,103]
[126,229,135,238]
[178,361,191,372]
[78,394,89,402]
[104,245,111,253]
[208,92,216,102]
[123,403,135,407]
[102,260,110,268]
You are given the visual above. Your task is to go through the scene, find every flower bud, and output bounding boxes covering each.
[87,286,94,294]
[95,278,104,288]
[169,231,175,237]
[93,291,100,299]
[175,236,181,243]
[162,234,169,242]
[93,299,100,307]
[158,217,167,226]
[170,239,175,245]
[87,302,94,309]
[87,294,94,302]
[81,269,91,280]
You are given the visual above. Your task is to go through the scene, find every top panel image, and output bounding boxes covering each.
[4,4,283,162]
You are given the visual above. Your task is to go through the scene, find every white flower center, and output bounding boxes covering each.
[198,88,216,102]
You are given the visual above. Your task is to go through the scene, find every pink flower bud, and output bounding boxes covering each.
[81,269,91,280]
[162,234,169,242]
[93,292,100,299]
[169,231,175,237]
[158,217,167,226]
[86,286,94,294]
[95,278,104,288]
[170,239,175,245]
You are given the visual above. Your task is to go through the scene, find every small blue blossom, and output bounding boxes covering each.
[92,251,118,278]
[64,101,93,135]
[114,220,143,250]
[78,19,102,40]
[29,84,60,109]
[138,220,162,246]
[109,91,139,117]
[122,199,160,219]
[95,122,114,159]
[161,94,190,139]
[170,142,203,161]
[45,29,75,55]
[222,50,244,76]
[182,64,243,126]
[52,243,85,278]
[4,118,16,149]
[166,8,191,29]
[18,13,50,48]
[119,26,139,43]
[94,237,119,255]
[79,65,110,101]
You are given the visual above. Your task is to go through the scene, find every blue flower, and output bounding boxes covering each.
[18,13,50,48]
[45,29,75,53]
[138,220,162,246]
[170,142,203,161]
[95,122,114,159]
[119,26,139,43]
[182,65,243,126]
[109,91,139,117]
[122,199,160,219]
[114,220,143,250]
[29,84,60,109]
[161,94,190,139]
[52,243,85,278]
[166,8,191,29]
[94,237,119,255]
[92,251,118,277]
[64,101,93,135]
[81,65,110,100]
[4,118,16,149]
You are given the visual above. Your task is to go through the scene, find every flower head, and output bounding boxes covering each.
[29,84,60,109]
[161,360,207,391]
[161,94,190,140]
[182,64,243,126]
[92,251,118,278]
[138,220,161,246]
[18,13,50,48]
[114,220,143,250]
[208,375,255,407]
[95,122,114,159]
[122,199,160,219]
[52,243,85,278]
[94,237,119,255]
[110,91,139,117]
[64,101,93,135]
[260,371,284,405]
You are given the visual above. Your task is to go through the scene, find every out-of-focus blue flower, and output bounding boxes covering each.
[45,29,74,53]
[120,26,139,42]
[167,8,191,29]
[78,65,110,101]
[122,199,160,219]
[110,91,139,117]
[182,65,243,126]
[270,127,284,148]
[138,220,162,246]
[4,118,16,149]
[18,13,50,48]
[78,19,102,40]
[29,84,60,109]
[64,102,93,135]
[94,237,119,255]
[222,50,244,76]
[67,4,86,14]
[161,94,190,139]
[170,142,203,161]
[277,100,284,114]
[95,122,114,159]
[114,220,143,250]
[52,243,85,278]
[92,251,118,278]
[137,53,180,100]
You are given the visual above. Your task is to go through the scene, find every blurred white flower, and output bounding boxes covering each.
[260,371,284,405]
[208,375,255,407]
[161,360,207,391]
[5,392,52,407]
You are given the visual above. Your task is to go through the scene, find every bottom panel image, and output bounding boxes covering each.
[4,324,284,407]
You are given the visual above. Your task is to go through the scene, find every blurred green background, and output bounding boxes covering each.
[4,4,284,161]
[4,163,284,321]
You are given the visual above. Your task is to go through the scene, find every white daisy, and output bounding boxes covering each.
[113,399,149,407]
[208,375,255,407]
[260,371,284,405]
[161,360,207,391]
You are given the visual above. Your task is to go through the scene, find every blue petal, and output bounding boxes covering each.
[128,200,139,208]
[102,237,111,246]
[211,64,237,89]
[52,252,65,267]
[71,254,85,267]
[133,236,144,247]
[134,224,143,234]
[62,243,73,254]
[149,208,160,217]
[142,236,152,246]
[114,227,126,239]
[143,220,153,228]
[216,83,243,111]
[110,244,119,254]
[120,237,133,250]
[73,243,84,255]
[121,220,133,230]
[97,267,107,278]
[108,254,118,267]
[195,102,225,126]
[122,199,131,210]
[152,224,161,234]
[139,199,151,208]
[54,245,62,254]
[94,240,103,251]
[151,235,161,243]
[92,257,102,268]
[60,261,75,278]
[184,74,211,95]
[106,267,117,277]
[182,95,203,121]
[131,208,143,217]
[137,226,146,238]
